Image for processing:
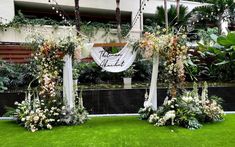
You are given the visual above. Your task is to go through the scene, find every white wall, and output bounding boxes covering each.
[0,0,15,24]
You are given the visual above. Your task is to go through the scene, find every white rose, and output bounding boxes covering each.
[47,124,52,130]
[33,116,39,122]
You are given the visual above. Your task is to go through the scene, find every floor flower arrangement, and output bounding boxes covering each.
[138,29,225,129]
[14,35,88,132]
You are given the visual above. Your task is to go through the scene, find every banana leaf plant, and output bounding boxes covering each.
[205,32,235,80]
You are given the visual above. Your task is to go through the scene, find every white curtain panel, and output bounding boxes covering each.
[63,55,74,109]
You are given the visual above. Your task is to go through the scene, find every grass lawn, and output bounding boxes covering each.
[0,115,235,147]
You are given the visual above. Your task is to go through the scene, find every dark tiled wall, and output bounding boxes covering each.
[0,87,234,116]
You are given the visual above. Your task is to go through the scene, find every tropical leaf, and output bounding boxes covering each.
[217,33,235,47]
[215,60,230,65]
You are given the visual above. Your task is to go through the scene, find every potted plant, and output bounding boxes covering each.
[123,66,136,88]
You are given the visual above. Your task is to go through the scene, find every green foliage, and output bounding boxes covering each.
[207,32,235,80]
[0,11,131,39]
[185,32,235,82]
[192,0,235,33]
[155,5,191,31]
[2,106,15,117]
[0,60,35,91]
[123,65,136,78]
[0,77,8,92]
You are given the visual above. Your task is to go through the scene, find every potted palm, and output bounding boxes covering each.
[123,66,136,88]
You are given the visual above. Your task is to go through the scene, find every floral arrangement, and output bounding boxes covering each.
[14,90,66,132]
[139,30,188,97]
[28,35,83,98]
[14,35,88,132]
[147,82,224,129]
[61,90,89,125]
[14,88,88,132]
[139,31,172,59]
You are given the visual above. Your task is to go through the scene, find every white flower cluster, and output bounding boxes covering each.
[15,95,66,132]
[147,82,224,129]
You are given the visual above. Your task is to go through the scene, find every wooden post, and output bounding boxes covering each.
[116,0,122,42]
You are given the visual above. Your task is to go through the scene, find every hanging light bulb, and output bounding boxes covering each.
[56,10,59,13]
[62,16,65,19]
[52,6,55,10]
[59,13,62,16]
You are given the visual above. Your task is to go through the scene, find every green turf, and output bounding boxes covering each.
[0,115,235,147]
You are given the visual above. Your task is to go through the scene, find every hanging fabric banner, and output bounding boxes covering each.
[91,44,137,73]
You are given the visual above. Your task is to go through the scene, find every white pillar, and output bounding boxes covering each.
[63,55,74,109]
[129,0,143,41]
[0,0,15,24]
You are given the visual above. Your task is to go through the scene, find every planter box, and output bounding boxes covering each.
[1,86,235,116]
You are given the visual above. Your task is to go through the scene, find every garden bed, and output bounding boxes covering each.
[1,83,235,116]
[0,115,235,147]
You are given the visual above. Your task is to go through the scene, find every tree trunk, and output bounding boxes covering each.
[74,0,80,35]
[176,0,180,21]
[164,0,168,33]
[116,0,122,42]
[217,14,223,34]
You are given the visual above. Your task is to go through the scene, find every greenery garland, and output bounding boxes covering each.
[0,11,131,39]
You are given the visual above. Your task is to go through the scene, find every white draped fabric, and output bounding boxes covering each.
[147,55,160,110]
[63,55,74,109]
[91,44,137,73]
[81,43,94,58]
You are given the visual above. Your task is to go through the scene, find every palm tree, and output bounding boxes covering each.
[192,0,235,34]
[155,5,191,31]
[74,0,80,35]
[116,0,122,42]
[164,0,168,32]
